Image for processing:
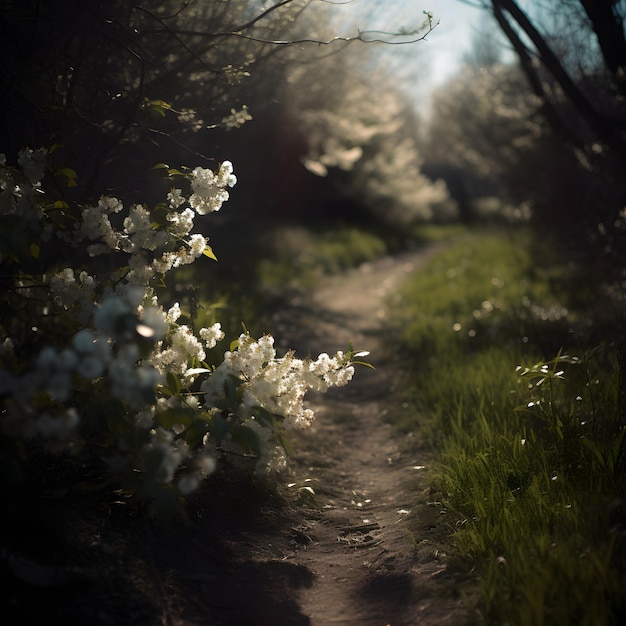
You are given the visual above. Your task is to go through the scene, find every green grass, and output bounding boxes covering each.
[388,227,626,625]
[171,220,464,344]
[256,224,389,288]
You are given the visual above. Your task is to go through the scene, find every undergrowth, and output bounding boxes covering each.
[389,227,626,625]
[182,220,459,338]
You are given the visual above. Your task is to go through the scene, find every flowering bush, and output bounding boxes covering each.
[0,148,363,516]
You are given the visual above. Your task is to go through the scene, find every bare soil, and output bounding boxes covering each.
[4,244,474,625]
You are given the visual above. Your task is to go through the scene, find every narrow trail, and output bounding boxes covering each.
[107,244,472,626]
[267,243,470,626]
[7,244,475,626]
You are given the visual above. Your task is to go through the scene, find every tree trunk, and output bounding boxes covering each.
[490,0,626,161]
[579,0,626,93]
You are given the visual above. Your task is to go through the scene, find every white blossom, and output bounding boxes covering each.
[199,323,224,349]
[189,162,236,215]
[221,105,252,130]
[167,206,195,236]
[167,188,186,209]
[201,333,355,435]
[151,325,206,375]
[165,302,182,324]
[0,151,360,496]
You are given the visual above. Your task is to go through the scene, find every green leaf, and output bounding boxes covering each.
[184,421,210,448]
[278,432,294,456]
[56,167,78,187]
[166,372,182,396]
[29,243,40,259]
[150,205,170,228]
[56,167,77,179]
[202,246,218,261]
[148,99,172,110]
[165,168,187,177]
[252,406,276,430]
[231,425,262,455]
[144,99,173,118]
[155,408,193,429]
[209,413,230,441]
[352,360,376,370]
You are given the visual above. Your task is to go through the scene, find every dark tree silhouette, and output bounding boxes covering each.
[487,0,626,159]
[464,0,626,262]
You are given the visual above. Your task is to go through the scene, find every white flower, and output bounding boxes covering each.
[199,323,224,349]
[216,161,237,188]
[167,207,195,236]
[150,325,206,375]
[221,105,252,130]
[200,362,230,403]
[167,188,186,209]
[80,196,124,251]
[188,162,236,215]
[177,108,196,123]
[123,204,169,251]
[201,333,355,436]
[49,268,96,324]
[187,233,207,256]
[165,302,182,324]
[142,428,182,483]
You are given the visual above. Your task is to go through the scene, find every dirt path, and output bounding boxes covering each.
[263,243,470,626]
[9,244,472,626]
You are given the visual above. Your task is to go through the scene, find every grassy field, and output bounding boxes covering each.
[388,227,626,625]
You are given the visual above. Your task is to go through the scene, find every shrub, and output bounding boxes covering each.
[0,148,364,517]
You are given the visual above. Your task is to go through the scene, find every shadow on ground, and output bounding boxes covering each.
[3,474,314,626]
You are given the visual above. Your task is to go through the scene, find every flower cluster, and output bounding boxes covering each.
[200,333,356,476]
[188,161,237,214]
[221,105,252,130]
[203,333,354,430]
[0,149,363,511]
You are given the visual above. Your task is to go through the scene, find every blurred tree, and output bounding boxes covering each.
[428,0,626,263]
[487,0,626,158]
[419,14,506,224]
[426,60,543,215]
[485,0,626,266]
[0,0,438,229]
[279,31,454,225]
[462,14,504,69]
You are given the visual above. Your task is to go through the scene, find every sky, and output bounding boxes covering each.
[328,0,492,106]
[416,0,487,87]
[379,0,492,114]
